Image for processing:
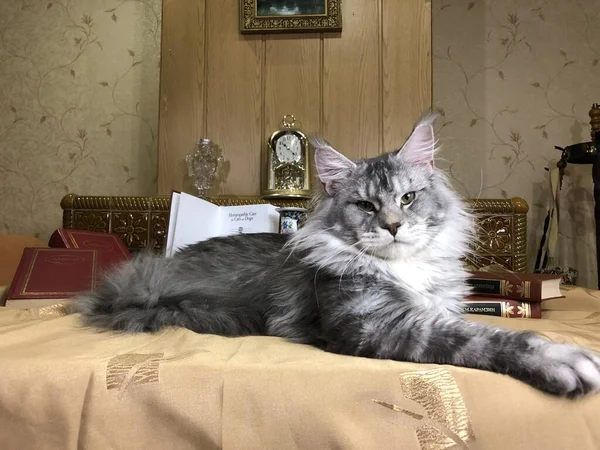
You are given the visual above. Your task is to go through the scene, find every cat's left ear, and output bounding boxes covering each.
[396,114,437,169]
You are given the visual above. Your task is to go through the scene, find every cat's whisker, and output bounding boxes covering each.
[311,239,363,284]
[338,244,371,293]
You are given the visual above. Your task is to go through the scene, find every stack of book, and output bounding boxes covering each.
[1,230,131,309]
[462,269,564,319]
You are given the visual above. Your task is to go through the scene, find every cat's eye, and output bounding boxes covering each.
[356,201,376,212]
[400,191,416,205]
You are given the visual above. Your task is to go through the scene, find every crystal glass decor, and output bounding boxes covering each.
[185,139,225,197]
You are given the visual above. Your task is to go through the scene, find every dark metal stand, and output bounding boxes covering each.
[555,104,600,288]
[593,153,600,289]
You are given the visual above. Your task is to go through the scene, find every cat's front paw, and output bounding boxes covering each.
[529,341,600,398]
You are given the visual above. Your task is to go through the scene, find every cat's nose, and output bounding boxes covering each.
[384,222,402,236]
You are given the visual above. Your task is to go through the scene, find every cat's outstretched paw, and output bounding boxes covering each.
[528,341,600,398]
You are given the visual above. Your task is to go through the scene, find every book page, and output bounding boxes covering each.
[219,204,279,235]
[167,193,220,256]
[164,191,181,257]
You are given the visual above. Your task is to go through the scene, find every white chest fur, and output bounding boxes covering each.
[384,260,437,294]
[381,258,464,315]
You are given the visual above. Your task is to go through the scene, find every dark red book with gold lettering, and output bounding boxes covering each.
[467,269,563,302]
[462,296,542,319]
[48,229,131,266]
[2,247,125,309]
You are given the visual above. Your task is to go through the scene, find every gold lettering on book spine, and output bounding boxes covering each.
[517,302,530,318]
[501,302,515,318]
[515,281,531,298]
[500,280,514,296]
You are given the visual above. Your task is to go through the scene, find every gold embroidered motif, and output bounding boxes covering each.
[372,399,424,420]
[106,353,163,394]
[397,368,475,450]
[26,303,70,319]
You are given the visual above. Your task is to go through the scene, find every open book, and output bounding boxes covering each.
[164,192,280,257]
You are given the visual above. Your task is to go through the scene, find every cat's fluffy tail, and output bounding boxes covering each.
[73,251,200,332]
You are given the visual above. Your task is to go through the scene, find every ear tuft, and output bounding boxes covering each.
[310,136,356,195]
[397,112,439,168]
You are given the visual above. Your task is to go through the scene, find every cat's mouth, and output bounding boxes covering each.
[360,239,409,258]
[360,234,432,260]
[360,236,414,247]
[358,236,411,250]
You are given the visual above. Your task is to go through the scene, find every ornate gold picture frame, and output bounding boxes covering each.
[240,0,342,34]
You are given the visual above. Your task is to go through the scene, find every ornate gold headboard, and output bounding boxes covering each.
[60,194,528,272]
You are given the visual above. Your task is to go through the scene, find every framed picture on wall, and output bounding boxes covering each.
[240,0,342,34]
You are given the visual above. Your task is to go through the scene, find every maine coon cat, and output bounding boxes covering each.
[75,115,600,398]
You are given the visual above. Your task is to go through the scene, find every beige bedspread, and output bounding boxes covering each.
[1,286,600,450]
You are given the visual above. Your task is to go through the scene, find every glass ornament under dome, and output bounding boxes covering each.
[185,139,225,197]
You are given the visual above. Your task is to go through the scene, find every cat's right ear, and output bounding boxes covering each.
[311,137,356,195]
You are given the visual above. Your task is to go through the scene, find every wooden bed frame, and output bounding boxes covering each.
[60,194,529,272]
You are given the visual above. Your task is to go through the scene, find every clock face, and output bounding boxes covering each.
[275,133,302,164]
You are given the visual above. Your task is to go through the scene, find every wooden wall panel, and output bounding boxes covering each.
[205,0,263,196]
[322,0,381,160]
[157,0,206,195]
[157,0,432,196]
[382,0,432,152]
[264,34,322,188]
[264,35,322,140]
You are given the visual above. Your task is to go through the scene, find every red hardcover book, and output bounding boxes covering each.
[466,269,563,302]
[462,296,542,319]
[48,229,131,266]
[3,248,114,309]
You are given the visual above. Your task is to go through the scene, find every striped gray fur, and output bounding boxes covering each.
[75,113,600,398]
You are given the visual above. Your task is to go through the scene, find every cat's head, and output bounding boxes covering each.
[304,114,468,261]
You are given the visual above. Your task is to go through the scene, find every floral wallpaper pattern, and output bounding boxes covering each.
[0,0,161,240]
[2,0,598,287]
[433,0,600,288]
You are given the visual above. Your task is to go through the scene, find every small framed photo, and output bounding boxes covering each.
[240,0,342,34]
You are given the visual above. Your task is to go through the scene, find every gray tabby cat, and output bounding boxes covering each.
[75,115,600,398]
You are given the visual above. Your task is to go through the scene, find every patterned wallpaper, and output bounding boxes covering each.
[0,0,161,240]
[2,0,598,287]
[433,0,600,288]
